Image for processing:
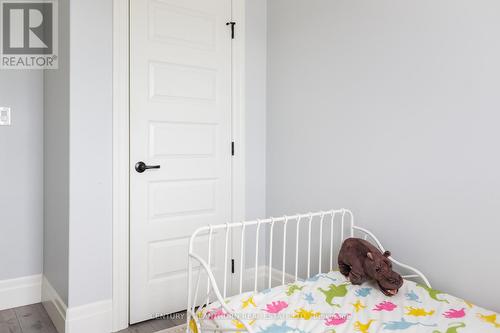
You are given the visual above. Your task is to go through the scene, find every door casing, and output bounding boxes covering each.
[111,0,246,330]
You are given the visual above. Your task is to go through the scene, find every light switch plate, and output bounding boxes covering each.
[0,107,11,126]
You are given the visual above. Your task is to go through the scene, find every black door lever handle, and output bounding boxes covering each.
[135,161,161,173]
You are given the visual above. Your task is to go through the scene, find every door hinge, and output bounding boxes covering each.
[231,141,235,156]
[231,259,235,274]
[226,21,236,39]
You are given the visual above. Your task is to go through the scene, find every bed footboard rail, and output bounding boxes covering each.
[186,209,352,333]
[187,250,255,333]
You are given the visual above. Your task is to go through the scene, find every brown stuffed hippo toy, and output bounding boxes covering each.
[338,238,403,296]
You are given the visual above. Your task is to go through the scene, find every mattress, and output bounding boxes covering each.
[193,271,500,332]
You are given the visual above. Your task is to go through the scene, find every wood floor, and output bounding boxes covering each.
[118,311,186,333]
[0,304,185,333]
[0,304,56,333]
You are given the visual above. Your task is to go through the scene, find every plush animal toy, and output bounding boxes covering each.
[338,238,403,296]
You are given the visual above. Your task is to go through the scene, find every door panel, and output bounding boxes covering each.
[130,0,232,323]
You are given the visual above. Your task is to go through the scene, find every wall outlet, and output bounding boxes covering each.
[0,107,11,126]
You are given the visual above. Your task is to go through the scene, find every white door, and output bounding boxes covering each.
[130,0,233,323]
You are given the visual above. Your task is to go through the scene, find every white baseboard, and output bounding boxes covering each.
[0,274,42,311]
[244,265,296,290]
[42,276,112,333]
[66,299,112,333]
[42,276,67,333]
[268,266,296,285]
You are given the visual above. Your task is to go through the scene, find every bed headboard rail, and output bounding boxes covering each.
[186,209,430,333]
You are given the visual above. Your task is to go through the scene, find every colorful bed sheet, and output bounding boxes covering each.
[193,271,500,332]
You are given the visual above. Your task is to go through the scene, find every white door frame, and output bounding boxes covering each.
[111,0,246,331]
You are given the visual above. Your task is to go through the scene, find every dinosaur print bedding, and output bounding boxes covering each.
[192,271,500,332]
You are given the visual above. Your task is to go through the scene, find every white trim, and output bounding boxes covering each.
[66,300,113,333]
[111,0,246,330]
[269,267,296,286]
[231,0,246,223]
[243,266,267,291]
[112,0,130,331]
[42,276,113,333]
[243,266,295,291]
[0,274,42,311]
[42,276,67,333]
[228,0,247,296]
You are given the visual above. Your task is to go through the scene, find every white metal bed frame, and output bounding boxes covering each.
[186,209,431,333]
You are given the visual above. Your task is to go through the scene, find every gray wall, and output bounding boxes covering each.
[245,0,268,267]
[0,71,43,281]
[43,0,70,304]
[267,0,500,312]
[246,0,267,221]
[43,0,113,308]
[67,0,113,308]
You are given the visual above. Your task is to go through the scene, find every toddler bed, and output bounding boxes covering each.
[186,209,499,332]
